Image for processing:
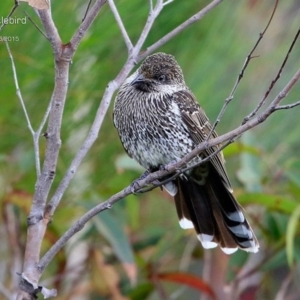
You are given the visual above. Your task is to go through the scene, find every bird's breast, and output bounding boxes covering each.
[114,91,195,169]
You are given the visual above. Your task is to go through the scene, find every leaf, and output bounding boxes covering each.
[93,210,136,281]
[19,0,49,10]
[238,193,297,214]
[286,204,300,266]
[157,271,216,299]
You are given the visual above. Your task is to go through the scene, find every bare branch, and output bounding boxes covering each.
[275,101,300,110]
[139,0,223,61]
[82,0,93,22]
[207,0,279,140]
[133,0,164,56]
[37,9,61,50]
[107,0,133,52]
[0,1,19,32]
[70,0,107,52]
[5,41,42,176]
[149,0,153,12]
[163,0,174,6]
[24,11,48,39]
[242,25,300,124]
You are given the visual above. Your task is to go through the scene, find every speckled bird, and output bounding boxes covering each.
[113,52,259,254]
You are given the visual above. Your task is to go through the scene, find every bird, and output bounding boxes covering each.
[113,52,259,254]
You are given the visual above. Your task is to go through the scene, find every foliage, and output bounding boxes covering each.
[0,0,300,299]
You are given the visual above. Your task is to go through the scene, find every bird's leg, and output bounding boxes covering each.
[159,159,180,172]
[130,169,151,194]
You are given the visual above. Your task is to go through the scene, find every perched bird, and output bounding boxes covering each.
[113,52,259,254]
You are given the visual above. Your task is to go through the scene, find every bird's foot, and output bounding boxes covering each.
[130,169,151,194]
[159,159,179,172]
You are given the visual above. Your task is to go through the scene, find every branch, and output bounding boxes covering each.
[0,1,19,32]
[39,67,300,272]
[242,25,300,124]
[24,11,48,39]
[207,0,279,140]
[275,100,300,110]
[19,9,69,297]
[70,0,107,52]
[107,0,133,52]
[139,0,223,61]
[5,42,41,174]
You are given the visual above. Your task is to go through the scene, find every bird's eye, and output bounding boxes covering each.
[157,74,166,82]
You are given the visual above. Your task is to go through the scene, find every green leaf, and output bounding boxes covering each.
[93,210,135,264]
[286,204,300,266]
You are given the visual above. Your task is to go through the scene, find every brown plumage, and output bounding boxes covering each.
[113,52,259,254]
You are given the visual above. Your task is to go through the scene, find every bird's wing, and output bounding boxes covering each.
[172,89,232,190]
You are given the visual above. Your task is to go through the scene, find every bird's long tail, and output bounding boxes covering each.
[173,163,259,254]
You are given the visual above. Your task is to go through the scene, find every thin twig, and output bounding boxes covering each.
[275,101,300,110]
[107,0,133,52]
[0,0,19,32]
[82,0,93,22]
[207,0,279,140]
[139,0,224,61]
[163,0,174,6]
[149,0,153,12]
[24,11,48,39]
[70,0,107,52]
[5,41,42,176]
[242,25,300,124]
[133,0,164,57]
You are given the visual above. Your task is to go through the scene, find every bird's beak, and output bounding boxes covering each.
[130,73,145,86]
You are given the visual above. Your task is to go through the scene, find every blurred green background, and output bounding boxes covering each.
[1,1,300,299]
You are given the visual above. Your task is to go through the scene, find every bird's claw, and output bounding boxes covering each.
[130,169,151,194]
[159,160,178,172]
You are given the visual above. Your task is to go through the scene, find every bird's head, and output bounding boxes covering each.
[130,52,186,93]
